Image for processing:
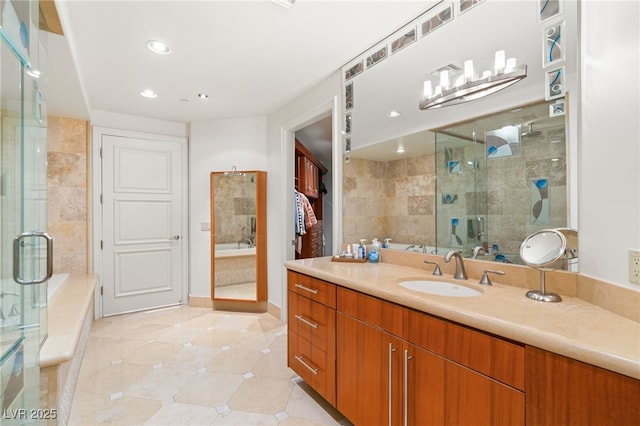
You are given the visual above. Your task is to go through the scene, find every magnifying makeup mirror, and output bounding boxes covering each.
[520,229,567,302]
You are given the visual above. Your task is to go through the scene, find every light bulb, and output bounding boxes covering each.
[494,50,506,74]
[440,70,449,90]
[464,60,474,82]
[423,80,433,98]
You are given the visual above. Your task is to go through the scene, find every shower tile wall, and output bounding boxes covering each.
[486,127,567,255]
[342,153,436,246]
[47,116,89,274]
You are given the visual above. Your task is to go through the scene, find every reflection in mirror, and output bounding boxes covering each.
[343,97,571,267]
[210,170,267,310]
[435,97,568,264]
[342,131,436,253]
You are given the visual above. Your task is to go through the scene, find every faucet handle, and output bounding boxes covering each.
[423,260,443,276]
[479,269,505,286]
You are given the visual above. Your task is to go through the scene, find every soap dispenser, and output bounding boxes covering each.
[359,239,367,260]
[368,238,380,263]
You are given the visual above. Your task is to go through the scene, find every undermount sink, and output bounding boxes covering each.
[399,280,482,297]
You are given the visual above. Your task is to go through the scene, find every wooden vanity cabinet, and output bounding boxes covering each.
[287,271,336,405]
[336,287,525,426]
[287,271,638,425]
[526,346,640,426]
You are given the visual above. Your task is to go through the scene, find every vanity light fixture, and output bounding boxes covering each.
[396,145,405,154]
[140,89,158,99]
[420,50,527,110]
[146,40,171,55]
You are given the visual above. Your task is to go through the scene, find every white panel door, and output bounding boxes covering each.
[102,134,184,315]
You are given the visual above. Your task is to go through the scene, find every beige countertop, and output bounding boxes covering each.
[285,257,640,380]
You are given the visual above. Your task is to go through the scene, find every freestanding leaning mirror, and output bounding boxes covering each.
[210,169,267,312]
[520,228,566,302]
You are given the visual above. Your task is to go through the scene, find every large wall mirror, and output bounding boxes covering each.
[210,170,267,311]
[341,0,577,268]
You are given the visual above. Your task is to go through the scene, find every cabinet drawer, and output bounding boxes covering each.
[337,286,403,337]
[405,309,525,391]
[288,331,336,405]
[288,290,336,354]
[288,270,336,308]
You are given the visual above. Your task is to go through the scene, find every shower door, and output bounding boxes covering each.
[435,130,487,256]
[1,6,50,420]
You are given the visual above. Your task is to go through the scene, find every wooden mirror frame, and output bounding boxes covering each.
[210,170,267,312]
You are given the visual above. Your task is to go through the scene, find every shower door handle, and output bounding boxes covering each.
[13,231,53,285]
[477,216,486,238]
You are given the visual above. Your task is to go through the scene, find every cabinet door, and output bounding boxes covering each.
[337,312,404,426]
[445,359,524,426]
[303,157,319,198]
[526,346,640,426]
[405,343,446,426]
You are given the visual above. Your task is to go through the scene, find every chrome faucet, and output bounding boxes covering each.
[444,250,468,280]
[238,237,255,248]
[472,246,487,259]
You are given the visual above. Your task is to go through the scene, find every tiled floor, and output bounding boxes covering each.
[68,306,349,425]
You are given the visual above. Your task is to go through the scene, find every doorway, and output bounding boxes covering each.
[295,116,333,259]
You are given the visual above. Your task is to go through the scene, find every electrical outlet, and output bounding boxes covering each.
[629,249,640,285]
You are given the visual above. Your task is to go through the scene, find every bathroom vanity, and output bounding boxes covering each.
[285,257,640,426]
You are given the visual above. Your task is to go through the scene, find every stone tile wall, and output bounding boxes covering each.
[47,116,89,274]
[342,153,436,246]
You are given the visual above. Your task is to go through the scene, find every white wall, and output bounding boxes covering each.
[189,117,268,298]
[266,72,342,319]
[91,109,188,137]
[579,1,640,289]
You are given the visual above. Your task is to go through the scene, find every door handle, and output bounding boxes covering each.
[169,235,181,240]
[13,231,53,285]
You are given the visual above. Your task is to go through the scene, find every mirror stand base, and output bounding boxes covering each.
[526,290,563,303]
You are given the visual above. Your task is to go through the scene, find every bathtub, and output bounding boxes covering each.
[384,242,441,254]
[48,273,69,300]
[214,242,256,258]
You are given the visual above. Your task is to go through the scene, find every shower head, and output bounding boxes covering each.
[521,123,542,138]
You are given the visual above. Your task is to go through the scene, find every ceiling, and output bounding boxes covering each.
[48,0,437,124]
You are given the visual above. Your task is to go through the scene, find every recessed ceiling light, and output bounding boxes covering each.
[140,89,158,99]
[198,93,209,99]
[146,40,171,55]
[387,110,401,118]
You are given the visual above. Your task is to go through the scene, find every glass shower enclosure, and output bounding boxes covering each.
[1,0,50,420]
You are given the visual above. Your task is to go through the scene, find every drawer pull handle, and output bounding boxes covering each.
[295,314,319,329]
[294,355,319,375]
[294,283,319,295]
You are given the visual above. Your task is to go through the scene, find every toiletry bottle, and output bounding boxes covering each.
[368,238,380,263]
[359,239,367,260]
